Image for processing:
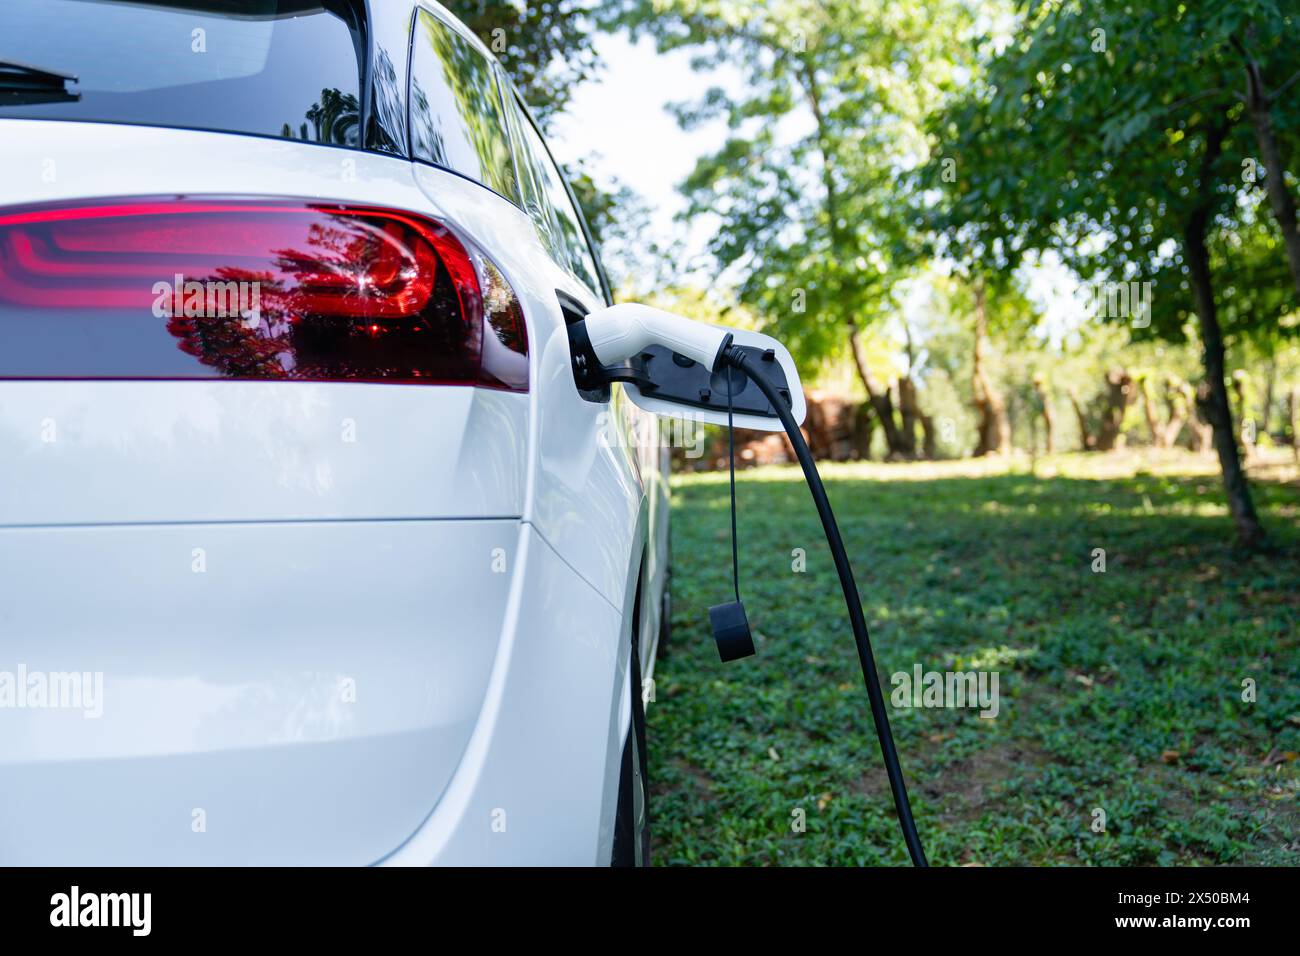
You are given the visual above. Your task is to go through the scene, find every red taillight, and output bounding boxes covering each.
[0,198,528,389]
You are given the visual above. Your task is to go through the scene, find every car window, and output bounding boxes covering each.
[408,9,518,203]
[505,93,602,299]
[0,0,363,146]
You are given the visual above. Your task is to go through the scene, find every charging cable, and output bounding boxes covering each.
[725,369,740,603]
[722,344,929,868]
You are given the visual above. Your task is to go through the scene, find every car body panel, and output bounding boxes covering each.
[0,1,668,866]
[0,381,527,524]
[380,522,631,865]
[0,517,518,865]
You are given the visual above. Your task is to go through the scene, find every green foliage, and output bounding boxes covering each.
[921,0,1300,343]
[650,456,1300,864]
[612,0,986,364]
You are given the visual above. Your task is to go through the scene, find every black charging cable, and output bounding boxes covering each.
[722,344,929,868]
[725,370,741,602]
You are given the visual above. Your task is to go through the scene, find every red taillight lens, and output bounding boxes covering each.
[0,198,528,388]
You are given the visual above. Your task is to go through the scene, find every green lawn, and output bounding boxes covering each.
[648,450,1300,866]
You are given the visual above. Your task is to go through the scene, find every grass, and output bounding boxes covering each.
[648,449,1300,866]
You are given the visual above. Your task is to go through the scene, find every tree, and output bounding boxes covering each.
[1292,385,1300,460]
[1031,373,1056,453]
[1228,5,1300,298]
[970,280,1012,454]
[922,0,1299,547]
[613,0,982,457]
[923,270,1036,455]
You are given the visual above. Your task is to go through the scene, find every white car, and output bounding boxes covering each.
[0,0,802,866]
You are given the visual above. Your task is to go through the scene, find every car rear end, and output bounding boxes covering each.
[0,0,563,864]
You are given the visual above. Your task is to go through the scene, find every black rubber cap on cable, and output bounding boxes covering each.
[708,599,755,662]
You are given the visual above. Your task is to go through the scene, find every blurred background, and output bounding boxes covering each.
[449,0,1299,865]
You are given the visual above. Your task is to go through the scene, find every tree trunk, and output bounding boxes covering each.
[1243,51,1300,299]
[851,401,875,461]
[1184,124,1267,547]
[896,321,932,459]
[1161,376,1190,448]
[848,321,905,458]
[1189,392,1215,453]
[1137,375,1161,446]
[1291,386,1300,462]
[1231,371,1256,463]
[921,415,936,459]
[1031,374,1055,453]
[1095,368,1133,452]
[1261,358,1276,436]
[1068,387,1095,450]
[891,380,918,457]
[971,282,1011,455]
[896,375,932,459]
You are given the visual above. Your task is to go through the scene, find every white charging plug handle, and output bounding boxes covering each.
[583,303,731,371]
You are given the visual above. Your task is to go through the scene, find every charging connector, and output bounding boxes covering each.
[571,301,927,865]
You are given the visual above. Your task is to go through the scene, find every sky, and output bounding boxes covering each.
[548,31,739,269]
